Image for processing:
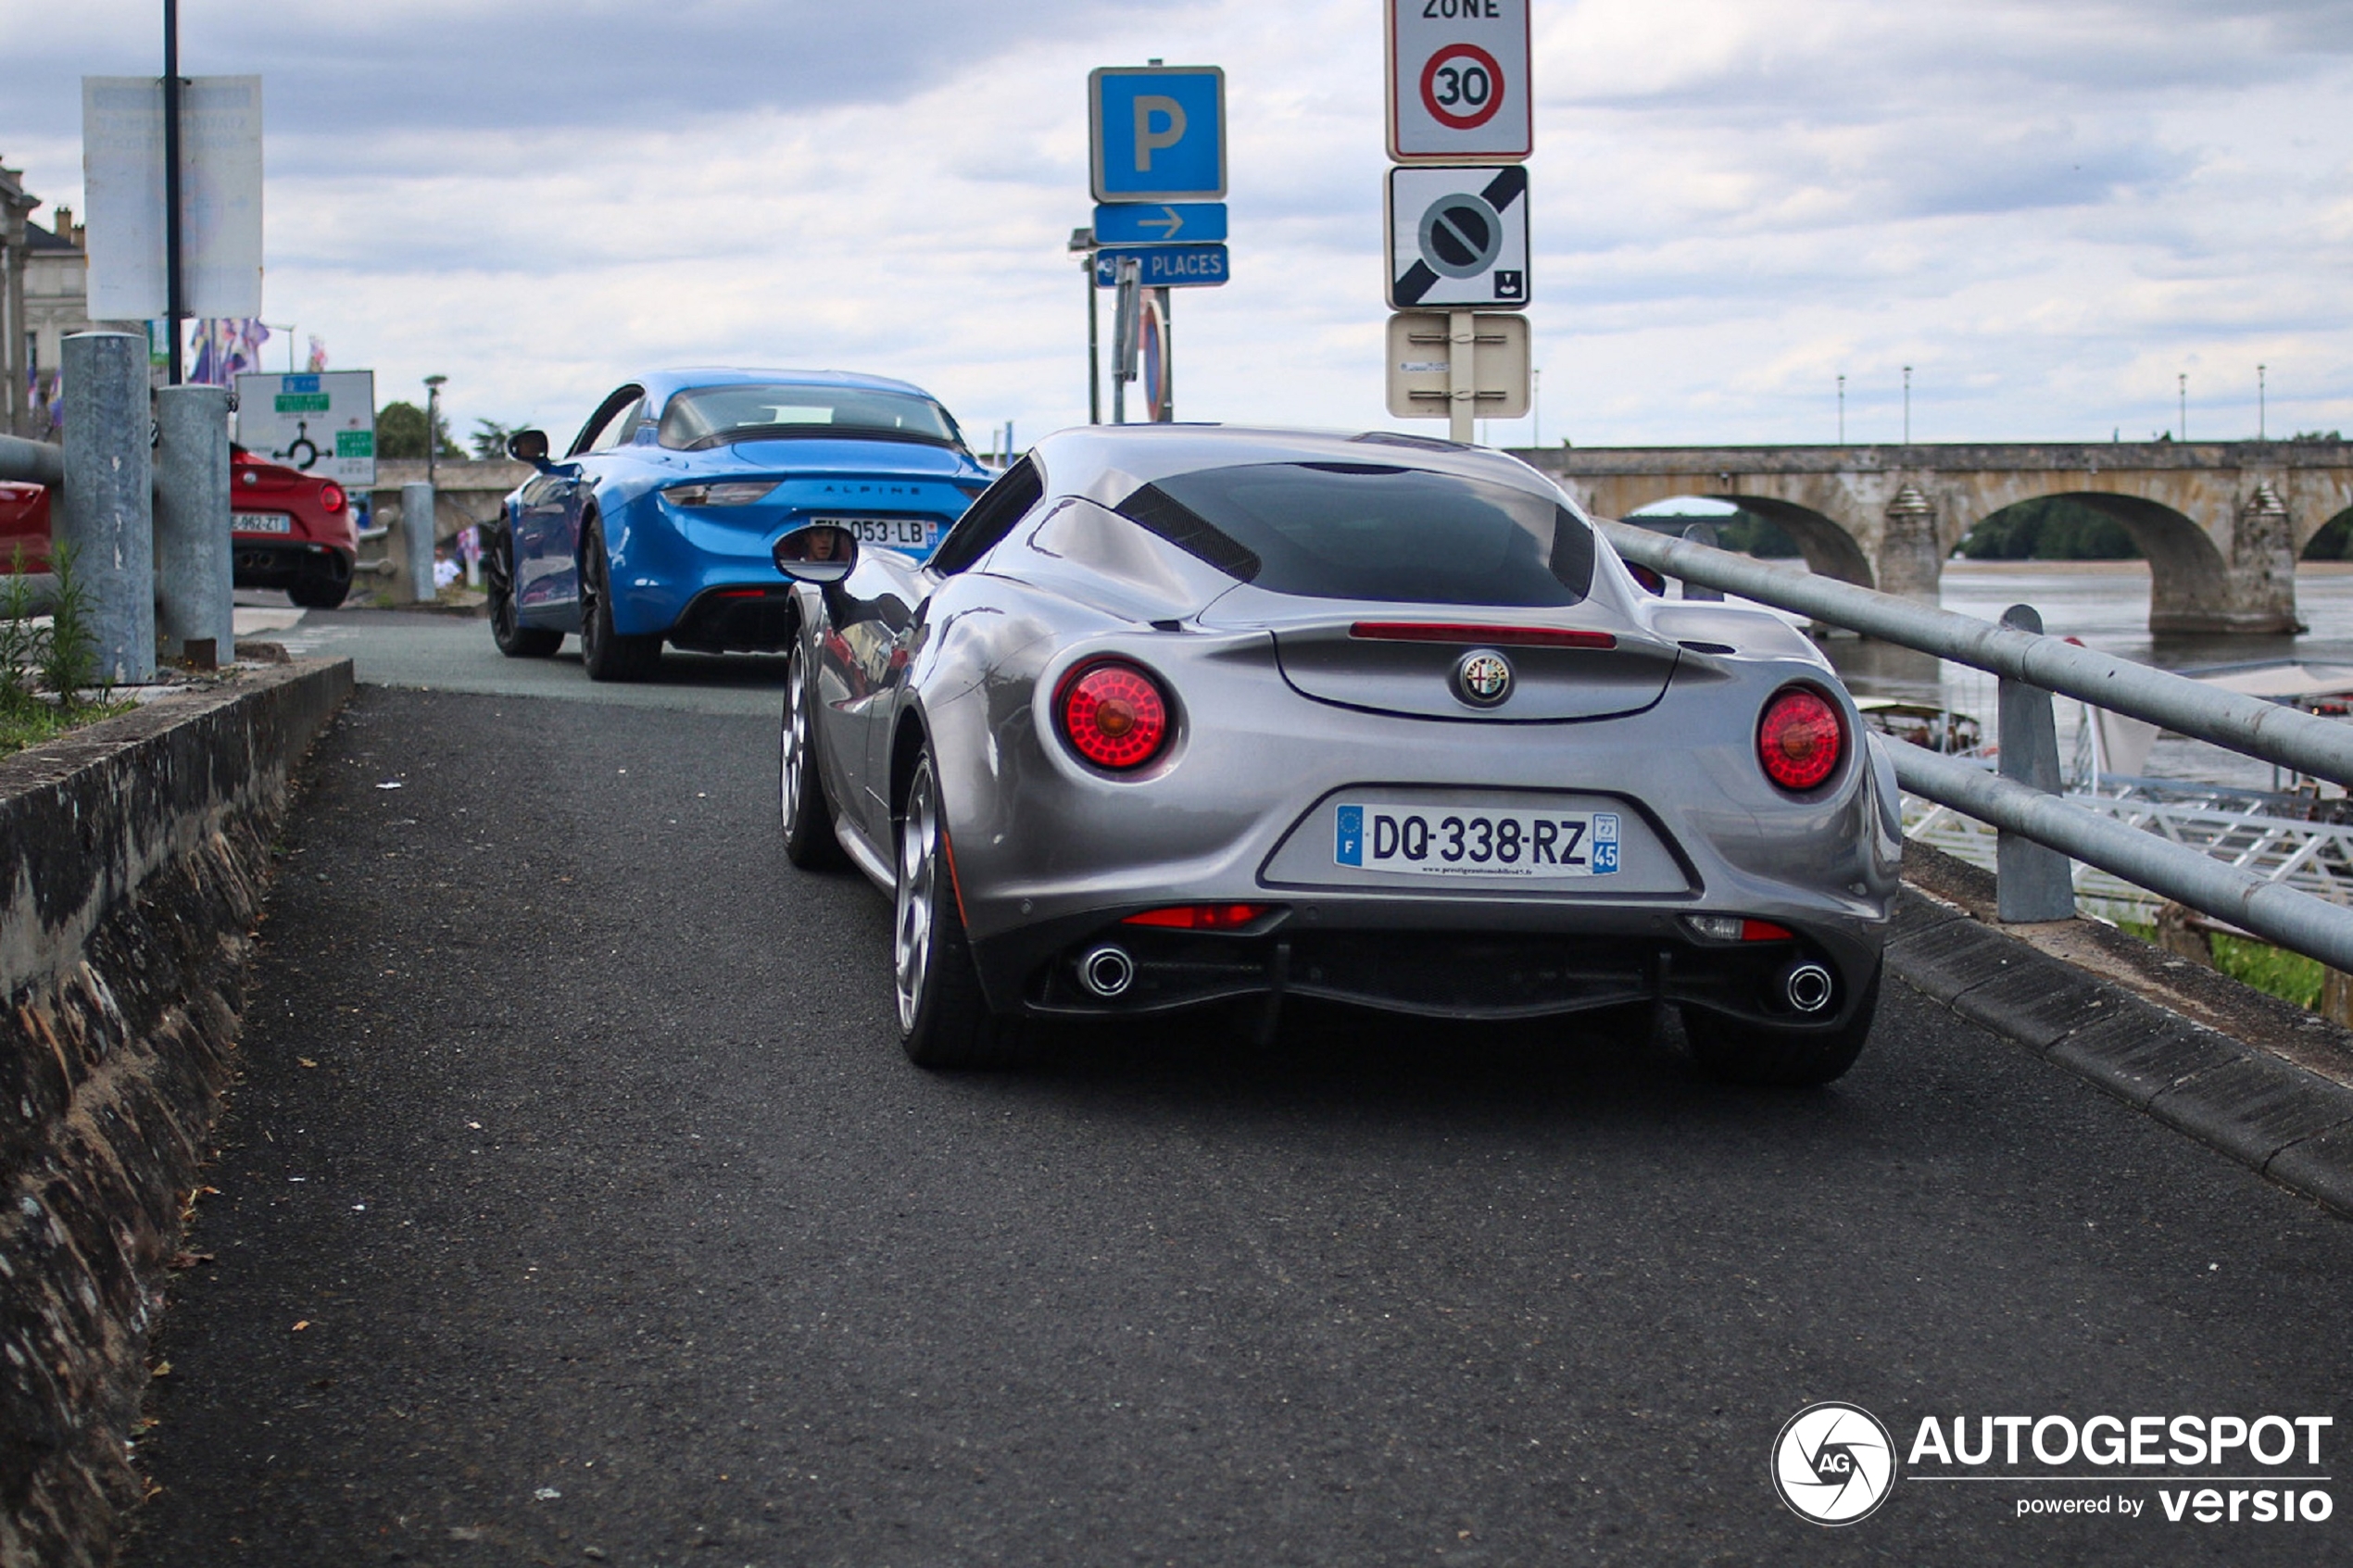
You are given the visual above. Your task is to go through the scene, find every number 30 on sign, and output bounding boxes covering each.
[1387,0,1531,163]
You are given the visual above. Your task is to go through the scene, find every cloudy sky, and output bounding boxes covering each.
[3,0,2348,452]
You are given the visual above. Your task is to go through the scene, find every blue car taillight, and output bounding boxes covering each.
[668,482,779,508]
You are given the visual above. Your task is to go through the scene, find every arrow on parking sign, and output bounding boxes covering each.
[1093,201,1227,245]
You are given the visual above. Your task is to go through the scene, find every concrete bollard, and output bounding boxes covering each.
[60,332,155,685]
[399,483,436,604]
[154,385,234,668]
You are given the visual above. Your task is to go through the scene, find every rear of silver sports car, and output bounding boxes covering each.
[922,586,1902,1041]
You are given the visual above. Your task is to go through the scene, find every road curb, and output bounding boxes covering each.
[1891,844,2353,1222]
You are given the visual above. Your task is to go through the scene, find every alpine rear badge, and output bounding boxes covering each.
[1452,648,1515,709]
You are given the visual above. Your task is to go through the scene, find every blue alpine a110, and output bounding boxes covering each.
[487,369,992,680]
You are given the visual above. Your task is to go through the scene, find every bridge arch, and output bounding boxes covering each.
[1954,491,2247,634]
[1612,489,1875,589]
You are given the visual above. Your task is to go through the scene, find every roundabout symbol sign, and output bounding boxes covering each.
[1420,43,1504,132]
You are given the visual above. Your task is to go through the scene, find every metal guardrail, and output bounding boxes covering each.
[1600,521,2353,787]
[1598,518,2353,972]
[0,434,64,488]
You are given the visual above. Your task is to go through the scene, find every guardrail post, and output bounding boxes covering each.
[153,385,233,669]
[397,482,435,604]
[1994,603,2076,921]
[1678,523,1725,598]
[59,331,155,685]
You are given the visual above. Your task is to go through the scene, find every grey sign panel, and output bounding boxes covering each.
[1386,166,1529,309]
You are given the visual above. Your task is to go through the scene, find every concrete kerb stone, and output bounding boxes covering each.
[1886,877,2353,1221]
[0,659,352,1568]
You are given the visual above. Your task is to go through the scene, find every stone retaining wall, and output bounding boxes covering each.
[0,660,351,1566]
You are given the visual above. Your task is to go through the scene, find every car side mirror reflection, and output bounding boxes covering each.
[507,428,551,468]
[773,524,857,584]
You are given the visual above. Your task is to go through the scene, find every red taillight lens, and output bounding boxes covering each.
[1757,686,1843,791]
[1058,660,1169,770]
[319,483,346,513]
[1123,903,1269,930]
[1742,919,1793,942]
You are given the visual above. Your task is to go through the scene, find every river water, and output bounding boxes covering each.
[1806,560,2353,792]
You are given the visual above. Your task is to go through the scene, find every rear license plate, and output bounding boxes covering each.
[814,516,937,553]
[237,513,294,534]
[1334,804,1620,878]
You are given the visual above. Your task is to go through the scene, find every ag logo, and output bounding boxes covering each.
[1452,648,1514,708]
[1772,1402,1896,1525]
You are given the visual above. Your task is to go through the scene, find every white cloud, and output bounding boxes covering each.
[3,0,2348,449]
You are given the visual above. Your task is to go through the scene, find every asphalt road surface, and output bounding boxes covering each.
[124,646,2353,1566]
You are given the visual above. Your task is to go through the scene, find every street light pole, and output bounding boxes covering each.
[1902,366,1911,445]
[423,374,447,489]
[2259,364,2267,441]
[162,0,184,386]
[2178,372,2187,443]
[1837,373,1844,445]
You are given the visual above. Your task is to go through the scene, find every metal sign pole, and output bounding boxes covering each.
[162,0,183,385]
[1111,256,1141,424]
[1086,256,1101,424]
[1156,287,1173,422]
[1447,310,1476,443]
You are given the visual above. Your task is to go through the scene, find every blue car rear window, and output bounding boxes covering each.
[660,385,961,451]
[1115,462,1595,608]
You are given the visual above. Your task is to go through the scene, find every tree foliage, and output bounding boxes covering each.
[470,419,522,461]
[377,401,461,460]
[1957,497,2139,560]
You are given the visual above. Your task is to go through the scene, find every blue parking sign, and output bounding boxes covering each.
[1090,66,1226,203]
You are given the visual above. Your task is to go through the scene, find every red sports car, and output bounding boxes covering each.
[233,447,358,608]
[0,481,47,574]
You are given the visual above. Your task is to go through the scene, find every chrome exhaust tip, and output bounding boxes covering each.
[1079,944,1136,999]
[1782,961,1835,1015]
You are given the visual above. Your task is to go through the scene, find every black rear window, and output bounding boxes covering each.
[1114,461,1594,607]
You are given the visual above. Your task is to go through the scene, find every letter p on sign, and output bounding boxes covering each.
[1134,96,1186,170]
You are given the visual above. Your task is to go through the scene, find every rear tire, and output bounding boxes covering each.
[894,752,1025,1070]
[489,532,560,658]
[579,519,661,682]
[1683,966,1880,1087]
[779,638,844,870]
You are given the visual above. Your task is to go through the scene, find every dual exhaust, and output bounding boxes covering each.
[1079,943,1833,1015]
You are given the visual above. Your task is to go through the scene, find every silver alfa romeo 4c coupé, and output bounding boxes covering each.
[772,425,1901,1084]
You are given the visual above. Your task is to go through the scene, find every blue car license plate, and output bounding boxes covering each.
[818,516,937,554]
[1333,804,1621,879]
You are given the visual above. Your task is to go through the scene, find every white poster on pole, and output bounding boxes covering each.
[82,75,264,321]
[234,370,377,486]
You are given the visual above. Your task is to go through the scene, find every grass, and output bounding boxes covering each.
[2118,918,2327,1011]
[0,695,135,759]
[1,542,122,760]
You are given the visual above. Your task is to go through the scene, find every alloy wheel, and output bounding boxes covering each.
[894,764,939,1034]
[781,650,810,835]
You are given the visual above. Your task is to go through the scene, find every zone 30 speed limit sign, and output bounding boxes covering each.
[1388,0,1531,163]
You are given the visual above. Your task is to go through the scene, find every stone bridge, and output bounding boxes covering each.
[1510,442,2353,634]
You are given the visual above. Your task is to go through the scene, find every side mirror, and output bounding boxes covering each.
[773,523,858,584]
[507,428,551,468]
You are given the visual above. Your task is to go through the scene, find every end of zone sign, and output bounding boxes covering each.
[1388,0,1531,163]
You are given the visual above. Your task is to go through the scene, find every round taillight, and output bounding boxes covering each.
[1059,661,1169,771]
[1757,685,1843,791]
[320,482,346,513]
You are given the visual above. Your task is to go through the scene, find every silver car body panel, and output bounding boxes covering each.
[790,425,1899,1024]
